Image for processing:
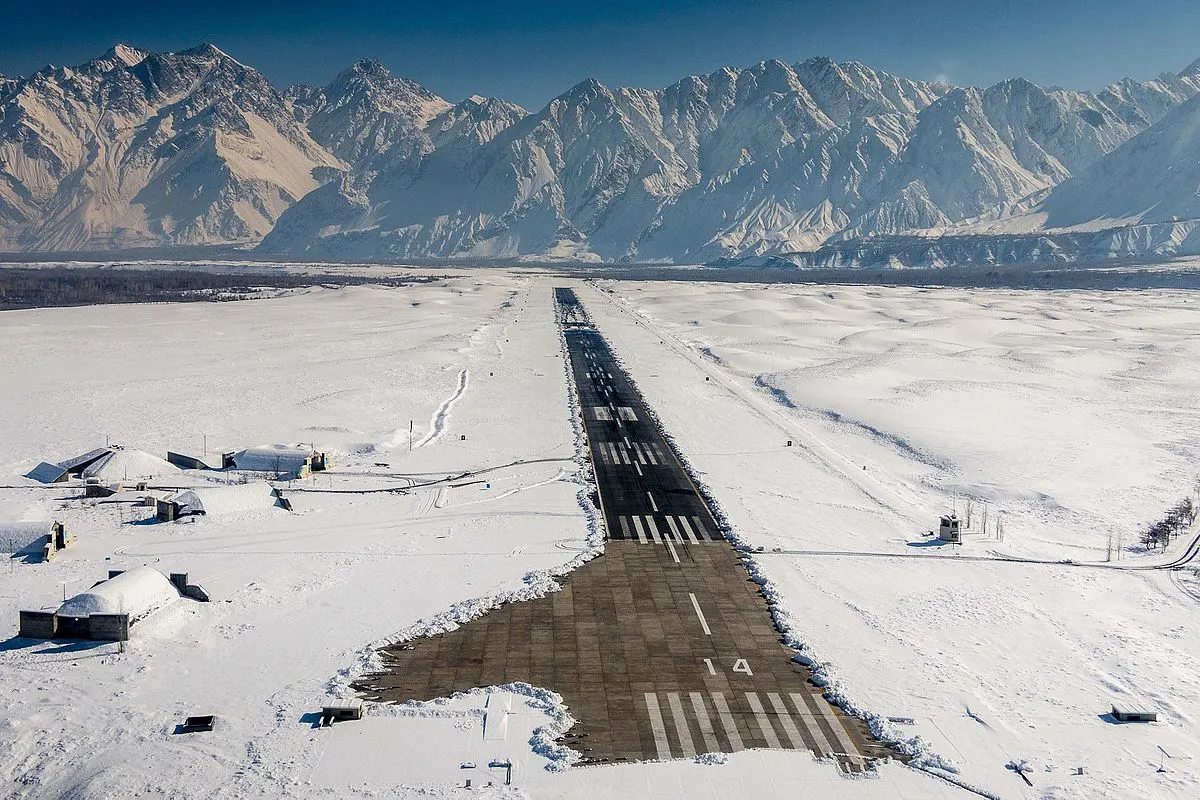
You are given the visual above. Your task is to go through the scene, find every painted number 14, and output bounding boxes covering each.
[703,658,753,676]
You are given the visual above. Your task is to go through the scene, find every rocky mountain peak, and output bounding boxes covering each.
[4,43,1200,264]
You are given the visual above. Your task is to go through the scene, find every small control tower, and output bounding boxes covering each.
[938,514,962,544]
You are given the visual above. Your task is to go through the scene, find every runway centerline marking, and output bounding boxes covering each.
[647,492,658,512]
[688,592,712,635]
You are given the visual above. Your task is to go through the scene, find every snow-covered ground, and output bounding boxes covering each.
[3,273,1198,799]
[0,279,597,797]
[582,280,1200,800]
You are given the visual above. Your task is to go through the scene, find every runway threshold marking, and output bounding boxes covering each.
[746,692,783,748]
[664,536,681,563]
[768,692,807,750]
[710,692,745,751]
[644,692,673,760]
[688,592,712,635]
[665,692,698,757]
[689,692,721,753]
[789,693,836,757]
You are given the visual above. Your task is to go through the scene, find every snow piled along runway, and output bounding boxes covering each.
[584,280,1200,800]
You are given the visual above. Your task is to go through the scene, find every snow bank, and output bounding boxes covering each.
[324,299,606,773]
[58,566,179,621]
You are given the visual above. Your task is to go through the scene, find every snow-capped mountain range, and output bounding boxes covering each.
[4,43,1200,264]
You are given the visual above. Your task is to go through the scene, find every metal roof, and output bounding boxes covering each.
[57,447,114,473]
[24,462,68,483]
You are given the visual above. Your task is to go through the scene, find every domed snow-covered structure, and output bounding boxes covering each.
[58,566,180,623]
[80,448,179,482]
[157,481,284,521]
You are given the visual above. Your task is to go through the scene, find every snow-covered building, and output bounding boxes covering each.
[24,462,68,483]
[222,445,330,478]
[166,451,213,470]
[1,520,70,562]
[157,481,284,521]
[51,445,179,481]
[58,567,180,622]
[19,566,182,641]
[57,447,112,476]
[80,448,179,481]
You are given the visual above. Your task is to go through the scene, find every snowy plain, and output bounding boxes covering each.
[582,279,1200,800]
[0,271,1197,799]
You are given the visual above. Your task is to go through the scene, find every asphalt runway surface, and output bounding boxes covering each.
[356,288,885,770]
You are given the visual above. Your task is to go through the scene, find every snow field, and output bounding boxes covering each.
[0,278,594,798]
[581,280,1200,800]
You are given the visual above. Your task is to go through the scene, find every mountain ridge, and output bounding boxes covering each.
[2,43,1200,265]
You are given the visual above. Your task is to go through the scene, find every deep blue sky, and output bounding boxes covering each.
[3,0,1200,109]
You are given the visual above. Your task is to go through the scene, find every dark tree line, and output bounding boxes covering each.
[1141,497,1198,550]
[0,268,437,310]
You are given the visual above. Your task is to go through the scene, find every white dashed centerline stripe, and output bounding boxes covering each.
[634,461,643,476]
[644,693,672,760]
[647,492,659,512]
[688,592,712,635]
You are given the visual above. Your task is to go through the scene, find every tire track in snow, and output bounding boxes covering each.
[413,369,469,449]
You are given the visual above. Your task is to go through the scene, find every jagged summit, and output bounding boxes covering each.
[104,43,147,67]
[4,44,1200,262]
[179,42,232,59]
[1180,56,1200,79]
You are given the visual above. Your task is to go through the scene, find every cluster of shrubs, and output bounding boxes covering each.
[1140,497,1198,550]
